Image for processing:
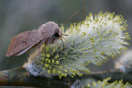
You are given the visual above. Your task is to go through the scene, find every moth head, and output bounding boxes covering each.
[45,21,67,49]
[52,23,68,50]
[52,23,62,39]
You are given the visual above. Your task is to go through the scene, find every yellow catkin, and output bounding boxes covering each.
[56,61,59,64]
[38,11,130,79]
[46,54,50,57]
[87,84,90,87]
[92,82,96,86]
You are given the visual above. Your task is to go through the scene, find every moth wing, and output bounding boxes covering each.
[6,30,43,57]
[15,44,35,56]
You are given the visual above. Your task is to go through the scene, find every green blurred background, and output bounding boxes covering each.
[0,0,132,73]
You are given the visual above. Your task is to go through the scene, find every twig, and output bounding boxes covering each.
[0,67,132,87]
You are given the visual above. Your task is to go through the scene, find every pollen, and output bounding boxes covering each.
[52,69,56,73]
[87,84,90,87]
[30,11,131,79]
[56,61,59,64]
[46,54,50,58]
[92,82,96,86]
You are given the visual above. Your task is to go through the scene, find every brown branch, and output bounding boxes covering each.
[0,67,132,87]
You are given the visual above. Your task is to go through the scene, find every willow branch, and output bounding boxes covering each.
[0,67,132,87]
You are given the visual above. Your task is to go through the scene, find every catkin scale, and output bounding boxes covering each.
[6,21,64,57]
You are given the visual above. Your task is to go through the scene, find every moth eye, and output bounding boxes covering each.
[53,33,60,38]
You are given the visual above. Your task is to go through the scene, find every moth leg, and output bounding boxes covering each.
[39,37,53,54]
[36,44,45,57]
[36,41,43,57]
[39,44,46,54]
[61,38,65,50]
[61,36,67,50]
[56,40,63,49]
[52,36,63,49]
[38,36,54,54]
[62,36,67,45]
[37,37,50,55]
[36,45,41,58]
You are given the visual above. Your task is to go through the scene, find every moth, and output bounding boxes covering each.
[6,21,67,57]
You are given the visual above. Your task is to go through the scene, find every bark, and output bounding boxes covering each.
[0,67,132,87]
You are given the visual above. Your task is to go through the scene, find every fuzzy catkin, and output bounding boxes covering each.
[71,77,132,88]
[23,11,130,78]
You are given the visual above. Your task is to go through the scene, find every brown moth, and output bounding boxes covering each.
[6,21,67,57]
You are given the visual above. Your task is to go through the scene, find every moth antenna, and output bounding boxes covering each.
[61,38,65,49]
[62,36,67,45]
[62,33,68,36]
[63,11,79,26]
